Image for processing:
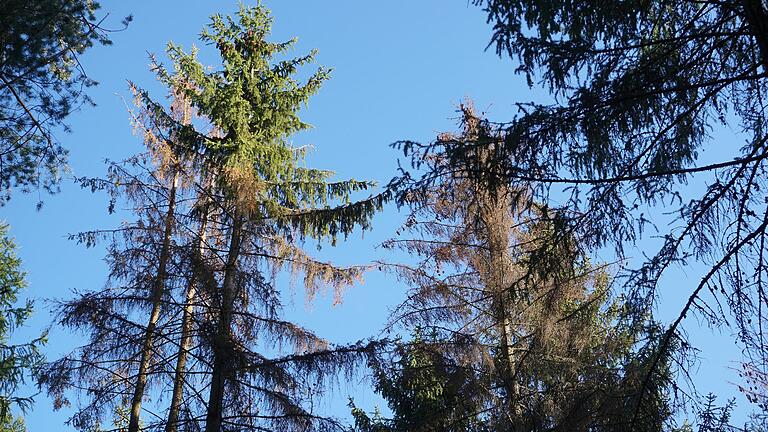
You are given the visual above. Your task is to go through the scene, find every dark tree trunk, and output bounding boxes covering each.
[166,204,209,432]
[129,171,179,432]
[204,215,243,432]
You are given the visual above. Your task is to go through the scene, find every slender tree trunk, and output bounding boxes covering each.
[482,198,521,429]
[205,214,243,432]
[165,204,210,432]
[128,171,179,432]
[494,293,521,429]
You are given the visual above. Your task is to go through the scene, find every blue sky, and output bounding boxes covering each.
[3,1,754,429]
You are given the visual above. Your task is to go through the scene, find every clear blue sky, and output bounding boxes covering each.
[3,1,752,429]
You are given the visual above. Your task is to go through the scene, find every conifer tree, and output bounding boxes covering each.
[351,329,488,432]
[40,5,386,432]
[398,0,768,420]
[39,148,193,431]
[124,92,189,432]
[367,105,676,431]
[0,224,44,432]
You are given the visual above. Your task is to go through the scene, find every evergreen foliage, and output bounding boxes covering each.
[7,1,768,430]
[351,329,489,432]
[0,224,44,432]
[387,0,768,421]
[39,5,385,432]
[0,0,129,204]
[0,415,24,432]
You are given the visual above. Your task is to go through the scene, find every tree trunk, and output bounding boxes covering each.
[128,171,179,432]
[481,198,521,429]
[165,204,210,432]
[205,214,243,432]
[495,296,521,430]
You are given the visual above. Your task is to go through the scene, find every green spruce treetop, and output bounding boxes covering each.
[133,4,386,242]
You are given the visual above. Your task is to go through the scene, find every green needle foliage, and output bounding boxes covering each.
[0,0,129,204]
[0,224,44,432]
[137,5,387,242]
[0,416,24,432]
[351,329,490,432]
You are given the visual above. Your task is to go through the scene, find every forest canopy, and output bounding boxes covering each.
[1,1,767,431]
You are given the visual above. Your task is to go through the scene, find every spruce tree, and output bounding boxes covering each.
[40,5,386,432]
[397,0,768,420]
[351,329,489,432]
[368,105,677,431]
[0,224,44,432]
[39,148,193,431]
